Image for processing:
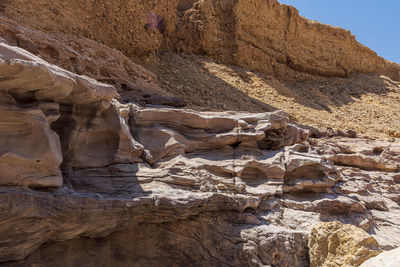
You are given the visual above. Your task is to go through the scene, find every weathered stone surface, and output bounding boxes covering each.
[0,4,399,265]
[360,247,400,267]
[63,103,321,198]
[1,207,309,267]
[308,221,382,267]
[176,0,400,80]
[1,0,399,81]
[53,100,144,169]
[0,94,62,188]
[327,138,400,172]
[0,17,174,105]
[0,43,144,188]
[0,5,399,140]
[283,147,338,193]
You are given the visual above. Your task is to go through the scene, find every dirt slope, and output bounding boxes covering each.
[0,1,400,266]
[145,52,400,137]
[0,0,399,138]
[1,0,399,80]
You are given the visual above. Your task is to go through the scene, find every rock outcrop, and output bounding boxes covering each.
[0,42,141,188]
[308,221,381,267]
[0,4,399,138]
[0,17,171,105]
[1,0,399,81]
[177,0,400,80]
[0,43,399,266]
[360,247,400,267]
[0,0,399,266]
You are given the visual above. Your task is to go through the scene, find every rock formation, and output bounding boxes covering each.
[0,43,399,266]
[0,2,399,136]
[308,221,381,267]
[2,0,399,81]
[360,247,400,267]
[177,0,400,80]
[0,0,399,266]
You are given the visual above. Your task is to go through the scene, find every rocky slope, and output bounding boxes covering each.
[1,1,399,137]
[0,43,399,266]
[0,0,399,266]
[144,52,400,137]
[2,0,399,80]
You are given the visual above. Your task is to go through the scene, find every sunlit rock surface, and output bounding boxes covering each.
[0,43,399,266]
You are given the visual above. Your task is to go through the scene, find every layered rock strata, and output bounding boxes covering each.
[0,0,399,81]
[0,44,399,266]
[0,17,171,105]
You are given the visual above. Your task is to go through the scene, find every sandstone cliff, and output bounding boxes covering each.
[0,0,399,266]
[1,0,399,137]
[0,42,399,266]
[1,0,399,81]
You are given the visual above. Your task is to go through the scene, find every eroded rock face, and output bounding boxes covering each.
[1,0,399,81]
[0,17,172,105]
[0,93,62,188]
[178,0,382,78]
[0,40,399,266]
[308,221,382,267]
[0,43,144,188]
[53,100,144,169]
[0,0,179,58]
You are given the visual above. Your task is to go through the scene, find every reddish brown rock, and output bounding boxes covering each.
[0,0,399,81]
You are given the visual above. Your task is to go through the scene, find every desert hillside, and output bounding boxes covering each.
[1,0,399,137]
[0,0,399,266]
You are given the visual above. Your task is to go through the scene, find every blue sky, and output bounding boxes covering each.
[278,0,400,63]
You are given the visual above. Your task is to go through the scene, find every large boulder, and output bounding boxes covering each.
[308,221,382,267]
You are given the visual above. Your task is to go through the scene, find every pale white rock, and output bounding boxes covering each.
[360,247,400,267]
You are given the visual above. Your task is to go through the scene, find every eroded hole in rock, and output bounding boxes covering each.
[240,167,268,187]
[8,91,38,104]
[230,141,242,148]
[284,165,326,186]
[372,147,384,155]
[243,207,256,213]
[257,129,285,150]
[28,186,59,192]
[50,104,77,169]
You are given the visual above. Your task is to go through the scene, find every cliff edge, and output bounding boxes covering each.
[0,1,399,266]
[1,0,399,81]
